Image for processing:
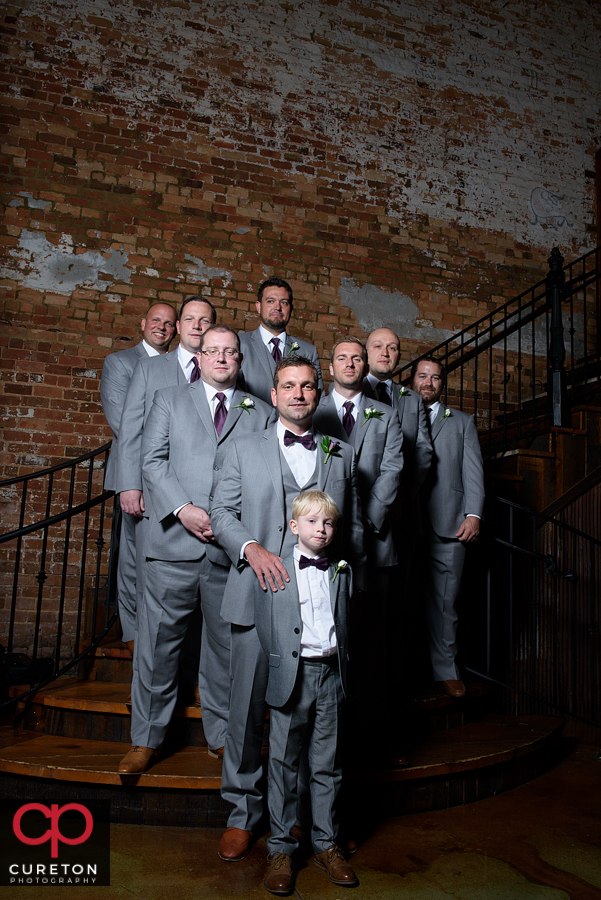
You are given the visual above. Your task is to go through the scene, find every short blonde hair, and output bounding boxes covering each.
[292,490,340,524]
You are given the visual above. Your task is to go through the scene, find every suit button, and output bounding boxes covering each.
[278,526,282,532]
[292,651,298,658]
[213,465,219,471]
[209,494,214,501]
[294,627,300,634]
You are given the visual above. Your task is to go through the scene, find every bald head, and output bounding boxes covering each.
[366,328,401,380]
[141,303,178,353]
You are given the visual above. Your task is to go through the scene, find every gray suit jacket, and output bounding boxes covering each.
[238,328,323,404]
[313,393,404,567]
[421,406,485,539]
[116,350,185,496]
[142,384,276,563]
[210,424,365,626]
[363,379,432,495]
[99,341,148,491]
[255,554,352,708]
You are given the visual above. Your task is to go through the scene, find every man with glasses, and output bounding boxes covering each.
[238,277,323,404]
[118,325,275,774]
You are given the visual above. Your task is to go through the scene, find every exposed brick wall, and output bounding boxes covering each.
[1,0,600,480]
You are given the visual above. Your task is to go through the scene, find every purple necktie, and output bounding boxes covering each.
[270,337,282,362]
[214,392,227,436]
[283,430,314,450]
[190,356,201,383]
[376,382,392,406]
[342,400,355,437]
[299,555,329,571]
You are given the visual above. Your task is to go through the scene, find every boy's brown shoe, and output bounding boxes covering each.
[314,844,358,885]
[264,853,294,894]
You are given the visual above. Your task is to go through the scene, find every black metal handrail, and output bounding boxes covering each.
[0,443,120,710]
[397,245,601,456]
[463,495,600,727]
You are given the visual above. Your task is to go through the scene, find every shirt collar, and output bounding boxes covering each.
[259,324,287,347]
[293,544,324,562]
[178,344,198,368]
[428,400,442,420]
[142,340,160,358]
[201,380,235,404]
[331,388,362,413]
[366,371,391,392]
[277,419,314,444]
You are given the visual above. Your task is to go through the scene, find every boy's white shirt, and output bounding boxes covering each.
[293,544,337,658]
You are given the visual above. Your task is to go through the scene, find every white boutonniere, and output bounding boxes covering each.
[287,341,300,354]
[439,407,453,422]
[233,395,255,414]
[399,387,411,398]
[361,406,384,426]
[332,559,348,582]
[321,435,341,464]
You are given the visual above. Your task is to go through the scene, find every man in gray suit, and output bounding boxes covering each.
[363,328,432,496]
[116,296,216,636]
[100,303,177,651]
[118,325,275,775]
[411,357,485,698]
[238,277,323,404]
[314,336,404,763]
[210,356,365,863]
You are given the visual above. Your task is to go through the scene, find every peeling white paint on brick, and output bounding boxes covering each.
[184,254,232,284]
[0,230,131,295]
[339,278,453,341]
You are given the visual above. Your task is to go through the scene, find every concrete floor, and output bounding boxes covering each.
[4,739,600,900]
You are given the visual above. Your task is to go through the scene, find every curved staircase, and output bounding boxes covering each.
[0,640,564,827]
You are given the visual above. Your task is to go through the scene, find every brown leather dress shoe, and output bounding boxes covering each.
[264,853,293,894]
[314,844,359,885]
[218,827,252,861]
[118,745,159,774]
[442,679,466,697]
[207,746,224,760]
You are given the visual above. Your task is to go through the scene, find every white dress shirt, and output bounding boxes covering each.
[142,340,160,358]
[276,419,317,489]
[331,388,363,425]
[293,545,337,658]
[177,345,200,382]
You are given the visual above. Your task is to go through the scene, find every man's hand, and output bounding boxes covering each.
[120,490,145,518]
[456,516,480,543]
[177,505,214,542]
[244,543,290,593]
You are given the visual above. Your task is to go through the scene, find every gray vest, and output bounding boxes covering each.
[279,449,318,557]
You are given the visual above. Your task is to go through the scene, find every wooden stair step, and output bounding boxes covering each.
[0,715,563,790]
[11,680,203,719]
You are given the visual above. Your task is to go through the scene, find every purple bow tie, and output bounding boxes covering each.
[283,430,314,450]
[299,555,329,571]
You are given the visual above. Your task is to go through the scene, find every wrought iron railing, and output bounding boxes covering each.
[398,245,601,457]
[462,496,600,727]
[0,444,120,709]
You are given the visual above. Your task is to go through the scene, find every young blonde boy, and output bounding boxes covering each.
[254,490,357,894]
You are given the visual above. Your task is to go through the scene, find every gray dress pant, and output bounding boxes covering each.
[267,658,344,856]
[131,556,229,750]
[116,506,138,644]
[423,530,466,681]
[221,624,269,831]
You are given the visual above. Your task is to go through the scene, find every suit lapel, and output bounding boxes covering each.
[431,406,450,442]
[329,561,341,618]
[262,429,285,515]
[252,328,276,382]
[350,394,369,455]
[218,388,244,443]
[189,381,218,443]
[394,389,406,427]
[320,394,347,444]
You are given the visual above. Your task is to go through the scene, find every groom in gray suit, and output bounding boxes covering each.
[238,276,323,404]
[118,325,274,774]
[411,357,485,698]
[210,355,365,863]
[100,303,177,649]
[115,296,216,639]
